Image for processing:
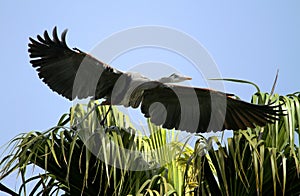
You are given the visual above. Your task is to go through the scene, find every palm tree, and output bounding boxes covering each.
[1,90,300,195]
[189,91,300,195]
[0,101,184,195]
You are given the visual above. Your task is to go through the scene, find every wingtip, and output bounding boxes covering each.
[61,28,69,45]
[28,37,35,44]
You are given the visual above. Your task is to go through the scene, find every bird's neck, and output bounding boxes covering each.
[157,77,173,83]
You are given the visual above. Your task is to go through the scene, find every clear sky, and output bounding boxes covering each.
[1,0,300,191]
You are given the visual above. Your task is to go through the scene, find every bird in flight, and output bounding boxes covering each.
[28,27,281,133]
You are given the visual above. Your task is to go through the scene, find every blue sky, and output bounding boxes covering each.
[1,0,300,191]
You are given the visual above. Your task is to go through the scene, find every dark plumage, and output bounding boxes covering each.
[28,27,282,133]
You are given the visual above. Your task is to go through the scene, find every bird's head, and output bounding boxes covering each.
[158,73,192,83]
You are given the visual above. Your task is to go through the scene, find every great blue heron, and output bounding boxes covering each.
[28,27,282,133]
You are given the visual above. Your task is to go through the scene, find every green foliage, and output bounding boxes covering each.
[189,92,300,195]
[1,91,300,196]
[0,101,180,195]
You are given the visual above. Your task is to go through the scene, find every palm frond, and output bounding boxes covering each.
[191,91,300,195]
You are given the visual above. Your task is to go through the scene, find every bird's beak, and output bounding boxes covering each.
[185,76,192,80]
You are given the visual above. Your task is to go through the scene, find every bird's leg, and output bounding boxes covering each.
[100,100,112,126]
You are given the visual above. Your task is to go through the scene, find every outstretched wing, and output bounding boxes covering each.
[28,27,122,100]
[29,27,282,132]
[140,84,282,132]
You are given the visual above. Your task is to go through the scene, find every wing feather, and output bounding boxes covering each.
[141,84,283,132]
[29,27,122,100]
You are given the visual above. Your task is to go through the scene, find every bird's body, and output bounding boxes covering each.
[110,72,152,107]
[28,27,282,133]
